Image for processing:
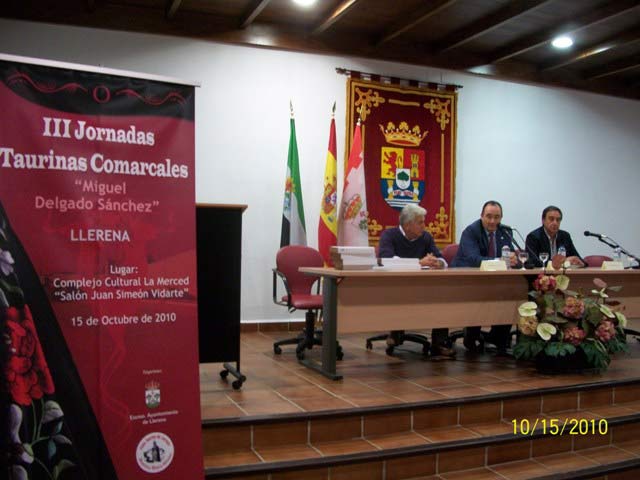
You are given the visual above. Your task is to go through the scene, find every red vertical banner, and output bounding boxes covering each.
[0,57,202,479]
[345,78,457,247]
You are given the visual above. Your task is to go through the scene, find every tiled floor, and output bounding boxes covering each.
[200,327,640,421]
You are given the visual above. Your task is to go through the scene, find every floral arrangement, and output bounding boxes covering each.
[513,270,628,371]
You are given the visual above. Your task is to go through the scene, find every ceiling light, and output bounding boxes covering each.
[551,36,573,49]
[292,0,317,6]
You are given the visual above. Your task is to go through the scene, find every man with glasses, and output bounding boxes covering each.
[452,200,516,354]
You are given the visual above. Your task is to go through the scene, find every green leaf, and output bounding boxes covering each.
[584,307,602,326]
[608,285,622,292]
[599,305,615,318]
[513,336,545,360]
[43,401,64,423]
[48,439,57,460]
[544,342,576,357]
[53,434,72,445]
[580,342,610,370]
[53,459,76,480]
[543,294,555,311]
[564,290,579,297]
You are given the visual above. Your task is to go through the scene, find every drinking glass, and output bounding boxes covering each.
[539,252,549,270]
[518,250,529,270]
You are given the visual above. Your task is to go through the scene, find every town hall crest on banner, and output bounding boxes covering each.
[379,121,428,210]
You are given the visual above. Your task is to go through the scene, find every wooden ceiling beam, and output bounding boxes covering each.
[312,0,361,36]
[165,0,182,20]
[375,0,458,47]
[239,0,272,29]
[585,54,640,79]
[487,0,640,64]
[436,0,551,54]
[540,26,640,71]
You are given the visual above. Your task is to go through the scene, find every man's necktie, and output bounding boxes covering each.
[488,232,496,258]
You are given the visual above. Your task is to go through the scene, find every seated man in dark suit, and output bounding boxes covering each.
[378,203,454,357]
[525,205,585,268]
[451,200,517,354]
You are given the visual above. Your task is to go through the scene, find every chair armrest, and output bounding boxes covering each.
[272,268,291,307]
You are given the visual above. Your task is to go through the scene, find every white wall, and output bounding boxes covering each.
[2,19,639,322]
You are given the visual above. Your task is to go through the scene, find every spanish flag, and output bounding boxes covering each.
[318,111,338,265]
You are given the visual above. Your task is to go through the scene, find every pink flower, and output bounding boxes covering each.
[563,325,586,346]
[595,320,616,343]
[534,274,557,293]
[562,297,585,319]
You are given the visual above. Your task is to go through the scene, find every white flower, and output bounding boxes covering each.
[556,275,570,291]
[600,304,615,318]
[9,404,22,443]
[537,322,557,341]
[0,248,15,276]
[518,301,537,317]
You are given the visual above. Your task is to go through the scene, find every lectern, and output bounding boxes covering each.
[196,203,246,389]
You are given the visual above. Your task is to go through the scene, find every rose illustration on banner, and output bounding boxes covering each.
[2,223,80,479]
[6,305,55,406]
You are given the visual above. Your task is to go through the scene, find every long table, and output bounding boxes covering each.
[299,267,640,380]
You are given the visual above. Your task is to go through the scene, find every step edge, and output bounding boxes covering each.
[203,412,640,478]
[203,375,640,427]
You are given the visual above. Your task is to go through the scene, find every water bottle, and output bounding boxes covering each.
[613,247,622,262]
[501,245,511,269]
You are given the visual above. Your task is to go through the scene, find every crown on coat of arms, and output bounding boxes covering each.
[379,121,427,147]
[145,381,160,390]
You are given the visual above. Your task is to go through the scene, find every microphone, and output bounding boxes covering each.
[584,230,608,239]
[500,223,541,265]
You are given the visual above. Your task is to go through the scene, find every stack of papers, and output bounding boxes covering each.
[378,257,421,270]
[330,246,377,270]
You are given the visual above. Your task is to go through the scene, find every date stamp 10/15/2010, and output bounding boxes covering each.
[512,418,608,436]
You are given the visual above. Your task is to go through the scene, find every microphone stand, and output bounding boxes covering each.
[594,236,640,269]
[500,226,540,268]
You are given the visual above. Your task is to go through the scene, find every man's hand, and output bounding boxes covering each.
[509,252,518,267]
[567,256,585,267]
[420,253,444,269]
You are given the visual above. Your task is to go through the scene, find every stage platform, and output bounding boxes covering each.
[199,326,640,479]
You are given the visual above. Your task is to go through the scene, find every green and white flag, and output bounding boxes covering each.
[280,115,307,247]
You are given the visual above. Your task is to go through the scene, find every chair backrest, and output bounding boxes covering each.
[442,243,459,264]
[276,245,324,295]
[583,255,613,267]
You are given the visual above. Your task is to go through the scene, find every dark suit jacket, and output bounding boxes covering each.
[451,219,515,267]
[525,226,583,267]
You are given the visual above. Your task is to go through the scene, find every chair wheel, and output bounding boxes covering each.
[220,369,229,379]
[385,346,395,356]
[232,380,243,390]
[366,340,373,350]
[274,345,282,355]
